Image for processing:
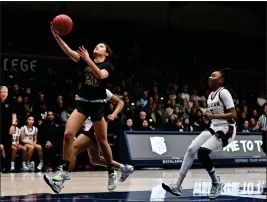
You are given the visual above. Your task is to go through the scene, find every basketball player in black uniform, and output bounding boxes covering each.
[44,89,126,193]
[162,69,237,200]
[45,23,133,190]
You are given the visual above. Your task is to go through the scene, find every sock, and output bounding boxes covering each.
[22,162,26,167]
[11,161,15,168]
[108,167,115,175]
[62,160,69,172]
[176,150,195,187]
[208,167,219,184]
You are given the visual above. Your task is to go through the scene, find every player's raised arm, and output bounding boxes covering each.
[50,22,80,62]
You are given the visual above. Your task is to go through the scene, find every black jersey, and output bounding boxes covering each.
[79,60,114,101]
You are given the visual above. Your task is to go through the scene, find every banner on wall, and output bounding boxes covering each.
[1,54,71,73]
[124,131,266,167]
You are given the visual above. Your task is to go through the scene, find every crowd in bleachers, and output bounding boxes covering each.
[0,61,266,173]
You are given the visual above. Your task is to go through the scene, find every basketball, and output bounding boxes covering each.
[52,14,73,35]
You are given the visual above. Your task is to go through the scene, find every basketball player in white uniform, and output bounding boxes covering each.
[44,89,134,193]
[162,69,237,200]
[20,116,44,171]
[11,121,29,172]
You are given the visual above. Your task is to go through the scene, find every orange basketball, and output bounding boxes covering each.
[52,14,73,35]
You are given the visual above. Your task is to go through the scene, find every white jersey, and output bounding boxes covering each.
[12,127,21,145]
[207,87,235,126]
[82,89,113,130]
[20,126,38,143]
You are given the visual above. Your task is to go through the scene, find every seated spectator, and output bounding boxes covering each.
[24,87,34,103]
[125,119,133,131]
[173,106,182,120]
[239,99,248,114]
[140,91,148,108]
[135,111,147,129]
[176,93,183,107]
[34,103,48,121]
[167,99,176,114]
[242,120,250,132]
[41,111,64,171]
[141,120,154,131]
[200,101,207,112]
[183,118,193,132]
[193,109,204,131]
[191,100,200,112]
[23,96,33,114]
[11,121,28,172]
[16,95,25,127]
[133,100,142,121]
[181,99,190,119]
[176,119,184,132]
[237,112,247,131]
[181,86,190,101]
[20,115,43,172]
[33,92,46,112]
[250,109,259,120]
[114,86,123,100]
[53,95,65,118]
[145,96,155,110]
[123,106,134,120]
[10,84,21,101]
[153,93,159,103]
[188,95,194,108]
[192,88,201,101]
[165,114,177,131]
[249,118,258,131]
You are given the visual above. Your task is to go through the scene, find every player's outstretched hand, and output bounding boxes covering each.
[77,46,90,62]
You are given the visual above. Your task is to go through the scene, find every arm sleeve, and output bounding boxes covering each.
[220,89,235,109]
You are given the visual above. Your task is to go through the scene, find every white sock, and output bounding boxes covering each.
[22,162,26,167]
[208,167,219,184]
[11,161,15,168]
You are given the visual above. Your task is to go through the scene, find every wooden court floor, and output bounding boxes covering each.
[1,167,266,201]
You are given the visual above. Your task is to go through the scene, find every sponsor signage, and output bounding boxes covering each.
[124,131,266,167]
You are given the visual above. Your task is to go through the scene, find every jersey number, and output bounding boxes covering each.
[85,74,99,86]
[210,109,214,114]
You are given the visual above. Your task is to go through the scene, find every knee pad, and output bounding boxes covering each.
[197,147,212,162]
